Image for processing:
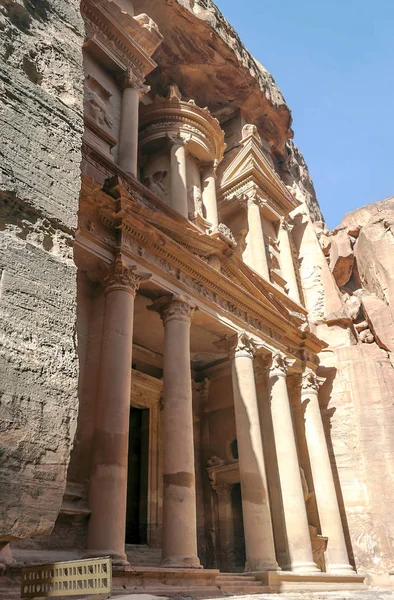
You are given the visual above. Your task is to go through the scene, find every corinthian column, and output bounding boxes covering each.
[87,255,150,565]
[150,297,200,568]
[202,161,219,228]
[278,219,301,304]
[168,134,189,218]
[225,333,278,572]
[118,70,149,176]
[268,354,319,573]
[245,193,270,280]
[302,370,354,574]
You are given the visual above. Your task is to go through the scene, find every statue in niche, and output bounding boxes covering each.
[84,75,113,130]
[193,184,204,217]
[143,170,168,199]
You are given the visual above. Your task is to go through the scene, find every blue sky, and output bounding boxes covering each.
[214,0,394,229]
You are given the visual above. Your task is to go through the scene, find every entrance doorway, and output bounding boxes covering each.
[232,483,246,569]
[126,407,149,544]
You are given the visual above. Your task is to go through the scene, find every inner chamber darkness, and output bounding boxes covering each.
[126,407,149,544]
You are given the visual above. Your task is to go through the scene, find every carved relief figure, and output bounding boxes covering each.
[84,75,113,130]
[143,170,168,199]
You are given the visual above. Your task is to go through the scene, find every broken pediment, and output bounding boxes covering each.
[219,124,299,216]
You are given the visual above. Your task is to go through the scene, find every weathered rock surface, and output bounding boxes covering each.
[0,0,83,541]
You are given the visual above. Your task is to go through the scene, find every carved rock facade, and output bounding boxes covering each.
[0,0,392,593]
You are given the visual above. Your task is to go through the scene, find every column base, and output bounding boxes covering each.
[287,561,320,574]
[160,555,202,569]
[84,549,129,567]
[327,563,356,575]
[245,559,280,573]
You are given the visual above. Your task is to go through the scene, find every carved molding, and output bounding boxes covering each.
[131,369,162,408]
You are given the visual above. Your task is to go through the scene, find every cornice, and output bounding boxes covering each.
[81,0,162,79]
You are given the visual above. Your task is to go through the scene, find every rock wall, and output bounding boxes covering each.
[0,0,84,542]
[293,195,394,583]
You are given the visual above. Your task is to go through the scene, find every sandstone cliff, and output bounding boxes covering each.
[295,198,394,583]
[0,0,83,542]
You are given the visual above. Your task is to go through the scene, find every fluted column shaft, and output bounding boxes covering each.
[278,220,300,304]
[246,197,270,280]
[169,136,189,218]
[118,71,148,176]
[268,354,318,573]
[202,163,219,228]
[87,256,150,565]
[302,371,354,574]
[153,297,200,568]
[229,334,278,572]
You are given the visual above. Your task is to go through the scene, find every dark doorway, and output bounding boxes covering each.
[232,483,246,569]
[126,407,149,544]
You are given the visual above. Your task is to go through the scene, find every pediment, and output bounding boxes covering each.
[220,134,299,213]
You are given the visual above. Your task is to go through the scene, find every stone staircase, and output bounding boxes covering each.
[125,544,161,566]
[216,572,270,594]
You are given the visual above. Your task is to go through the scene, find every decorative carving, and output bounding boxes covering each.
[212,482,233,498]
[143,170,168,199]
[105,254,151,294]
[215,223,236,244]
[123,68,150,96]
[84,76,113,130]
[301,370,320,395]
[167,83,182,101]
[207,456,226,468]
[241,123,260,142]
[133,12,160,34]
[215,331,260,360]
[167,132,188,149]
[269,353,288,378]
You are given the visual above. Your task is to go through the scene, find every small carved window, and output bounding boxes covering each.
[230,439,239,460]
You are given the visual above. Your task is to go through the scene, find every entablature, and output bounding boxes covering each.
[77,173,326,363]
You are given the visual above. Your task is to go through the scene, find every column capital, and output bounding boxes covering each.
[122,69,150,97]
[269,352,289,378]
[104,255,151,295]
[167,132,189,150]
[202,159,219,179]
[279,216,292,232]
[149,295,195,324]
[247,188,266,209]
[301,369,324,397]
[215,331,260,360]
[212,482,233,499]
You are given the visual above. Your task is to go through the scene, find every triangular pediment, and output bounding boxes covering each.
[220,132,299,213]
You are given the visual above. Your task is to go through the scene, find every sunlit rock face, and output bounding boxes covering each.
[306,198,394,583]
[0,0,83,541]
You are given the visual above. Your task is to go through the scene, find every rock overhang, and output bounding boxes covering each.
[132,0,293,159]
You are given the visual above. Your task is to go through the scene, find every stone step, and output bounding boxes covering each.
[219,585,270,594]
[217,576,260,583]
[125,544,161,566]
